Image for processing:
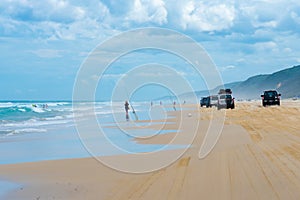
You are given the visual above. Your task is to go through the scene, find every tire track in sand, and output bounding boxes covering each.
[167,157,191,200]
[105,169,166,200]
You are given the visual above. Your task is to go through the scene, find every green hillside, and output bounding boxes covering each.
[179,65,300,100]
[232,65,300,99]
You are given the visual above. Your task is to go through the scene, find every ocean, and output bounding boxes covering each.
[0,101,181,164]
[0,101,73,136]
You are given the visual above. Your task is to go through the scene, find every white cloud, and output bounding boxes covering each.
[236,58,245,63]
[291,11,300,24]
[0,0,112,40]
[254,41,278,52]
[220,65,236,72]
[126,0,168,25]
[30,49,65,58]
[179,1,235,32]
[253,20,278,29]
[283,48,292,53]
[2,0,300,41]
[101,74,123,79]
[0,0,86,23]
[237,1,300,31]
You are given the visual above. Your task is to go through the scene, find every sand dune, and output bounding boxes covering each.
[1,100,300,199]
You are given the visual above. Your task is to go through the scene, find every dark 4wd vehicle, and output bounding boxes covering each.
[217,94,235,110]
[261,90,281,106]
[200,97,208,107]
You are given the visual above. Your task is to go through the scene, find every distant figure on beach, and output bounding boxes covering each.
[151,101,153,106]
[173,101,176,111]
[160,101,162,105]
[125,101,129,120]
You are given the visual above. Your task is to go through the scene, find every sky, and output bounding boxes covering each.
[1,0,300,100]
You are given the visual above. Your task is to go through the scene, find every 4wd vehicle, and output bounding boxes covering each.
[200,97,208,107]
[207,95,218,107]
[217,94,235,110]
[217,89,235,110]
[261,90,281,106]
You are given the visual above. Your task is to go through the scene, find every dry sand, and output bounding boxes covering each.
[1,100,300,199]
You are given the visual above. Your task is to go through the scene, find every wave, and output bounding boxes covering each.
[0,106,46,118]
[0,102,14,108]
[0,101,117,137]
[0,117,73,137]
[31,107,46,113]
[2,117,73,128]
[46,102,71,107]
[6,128,47,136]
[0,102,74,135]
[0,103,70,119]
[0,128,47,137]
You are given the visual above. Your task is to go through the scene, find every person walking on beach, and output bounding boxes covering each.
[125,101,130,120]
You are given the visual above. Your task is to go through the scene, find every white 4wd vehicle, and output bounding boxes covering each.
[207,95,218,107]
[217,89,235,110]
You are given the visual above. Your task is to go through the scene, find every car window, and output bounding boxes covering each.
[212,96,218,100]
[220,95,225,99]
[265,91,277,97]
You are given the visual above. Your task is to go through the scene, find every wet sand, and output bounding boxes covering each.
[1,100,300,199]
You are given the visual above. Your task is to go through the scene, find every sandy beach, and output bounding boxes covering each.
[1,100,300,199]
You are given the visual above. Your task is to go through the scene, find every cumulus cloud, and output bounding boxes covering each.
[237,0,300,32]
[126,0,168,25]
[2,0,300,41]
[220,65,236,72]
[179,1,235,32]
[0,0,86,23]
[0,0,112,40]
[254,41,278,52]
[291,11,300,24]
[30,49,65,58]
[1,0,300,63]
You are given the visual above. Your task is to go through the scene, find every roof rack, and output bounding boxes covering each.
[218,89,232,94]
